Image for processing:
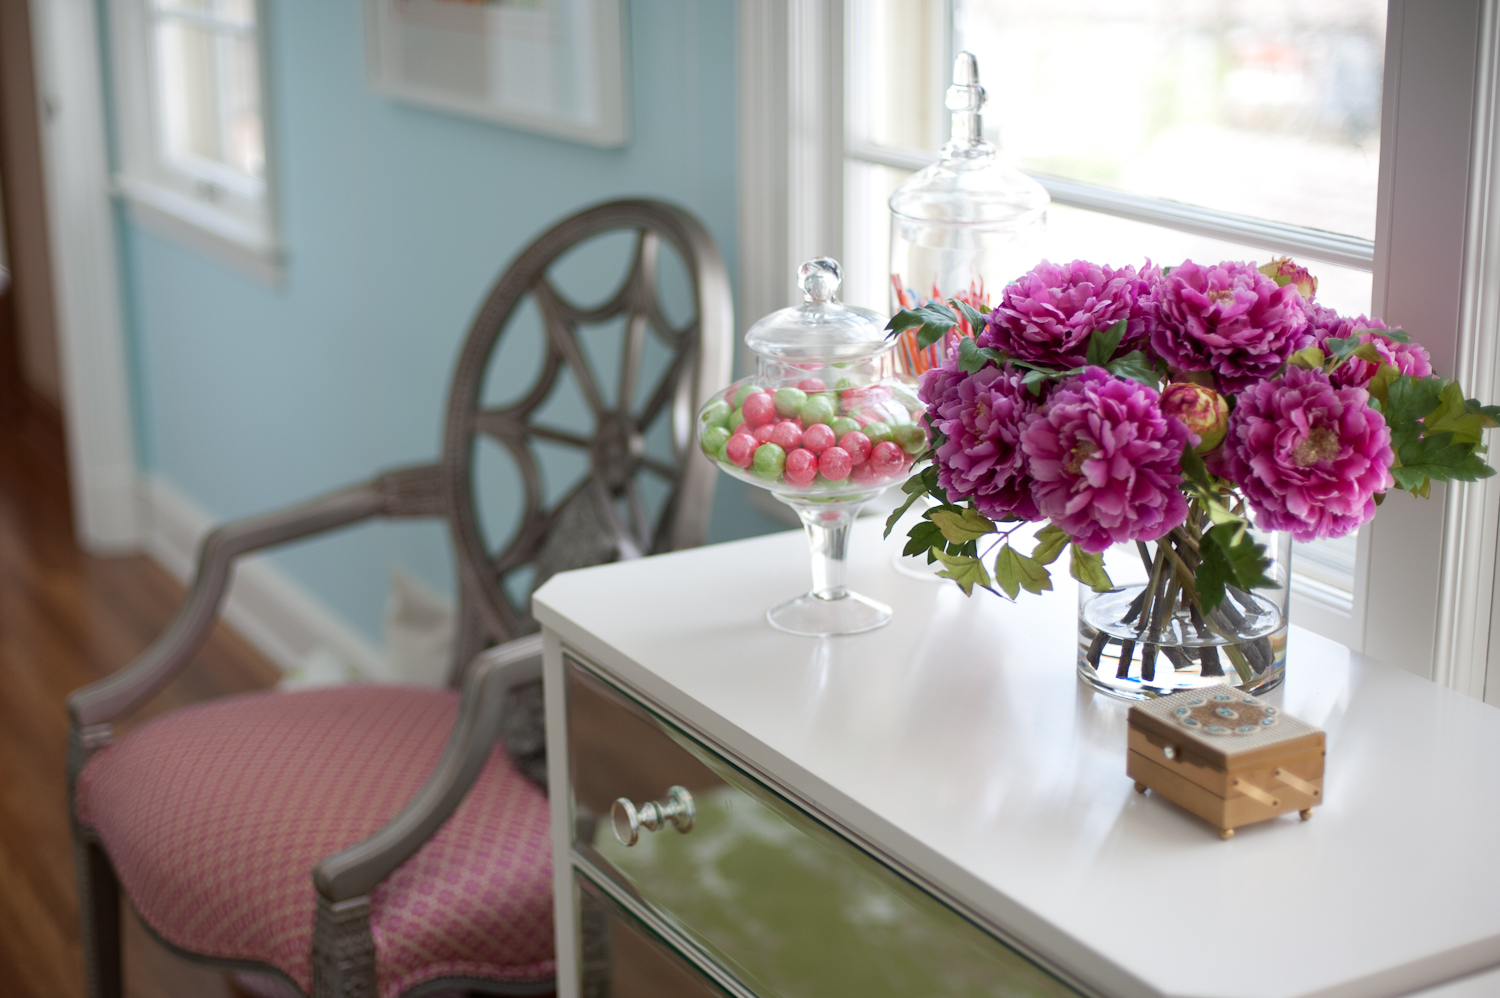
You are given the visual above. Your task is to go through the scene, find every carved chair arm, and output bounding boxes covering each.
[67,464,446,730]
[313,634,544,903]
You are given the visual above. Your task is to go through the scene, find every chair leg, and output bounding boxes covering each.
[75,837,123,998]
[312,894,377,998]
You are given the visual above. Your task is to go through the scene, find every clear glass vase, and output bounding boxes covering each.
[1076,526,1292,700]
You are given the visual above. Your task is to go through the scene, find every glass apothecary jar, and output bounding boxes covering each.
[889,52,1049,377]
[697,258,925,636]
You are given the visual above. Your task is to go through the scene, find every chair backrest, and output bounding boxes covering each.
[440,199,732,652]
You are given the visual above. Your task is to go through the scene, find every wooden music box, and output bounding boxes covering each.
[1127,686,1325,839]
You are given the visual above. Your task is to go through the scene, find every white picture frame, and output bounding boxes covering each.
[364,0,629,148]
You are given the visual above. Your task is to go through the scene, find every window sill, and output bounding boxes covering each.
[113,175,283,285]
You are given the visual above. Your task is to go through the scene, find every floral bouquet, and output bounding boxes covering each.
[886,257,1499,696]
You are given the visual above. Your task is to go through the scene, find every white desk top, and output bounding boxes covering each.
[534,519,1500,998]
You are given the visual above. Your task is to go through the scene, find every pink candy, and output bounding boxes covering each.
[839,431,871,465]
[802,423,836,453]
[819,446,853,481]
[724,433,756,468]
[742,391,777,426]
[870,440,905,478]
[851,460,883,487]
[753,423,777,443]
[796,378,826,392]
[769,420,803,450]
[784,448,818,486]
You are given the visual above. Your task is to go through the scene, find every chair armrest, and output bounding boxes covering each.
[313,634,544,903]
[67,463,444,729]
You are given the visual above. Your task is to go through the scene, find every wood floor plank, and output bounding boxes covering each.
[0,422,280,998]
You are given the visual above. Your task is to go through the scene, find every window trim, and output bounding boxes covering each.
[106,0,281,283]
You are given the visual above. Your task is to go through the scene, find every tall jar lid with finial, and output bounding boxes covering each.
[888,52,1050,376]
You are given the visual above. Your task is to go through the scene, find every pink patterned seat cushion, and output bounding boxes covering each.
[75,686,554,998]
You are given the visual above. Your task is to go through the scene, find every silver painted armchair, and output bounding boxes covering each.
[66,199,732,998]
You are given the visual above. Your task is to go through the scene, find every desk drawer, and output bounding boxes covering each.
[565,655,1083,998]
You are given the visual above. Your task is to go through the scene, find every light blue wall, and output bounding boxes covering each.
[121,0,783,648]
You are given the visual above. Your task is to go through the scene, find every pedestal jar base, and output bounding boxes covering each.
[767,592,893,637]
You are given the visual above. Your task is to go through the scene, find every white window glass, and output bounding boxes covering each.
[955,0,1386,240]
[844,0,1387,631]
[152,0,264,197]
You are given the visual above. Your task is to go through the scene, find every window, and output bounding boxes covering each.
[843,0,1387,647]
[109,0,277,278]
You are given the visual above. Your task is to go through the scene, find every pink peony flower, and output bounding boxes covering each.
[920,361,1042,520]
[1151,260,1310,392]
[1020,368,1189,553]
[979,259,1158,369]
[1160,381,1229,453]
[1220,366,1394,541]
[1306,304,1433,389]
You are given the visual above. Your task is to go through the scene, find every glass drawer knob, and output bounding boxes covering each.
[612,786,695,846]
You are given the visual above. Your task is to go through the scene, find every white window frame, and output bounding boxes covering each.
[106,0,280,283]
[739,0,1500,697]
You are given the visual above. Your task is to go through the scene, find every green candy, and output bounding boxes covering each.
[701,400,732,430]
[800,394,837,426]
[893,423,927,455]
[728,409,746,432]
[830,416,860,438]
[733,383,758,408]
[752,442,786,479]
[774,387,807,417]
[863,421,893,444]
[701,425,731,456]
[835,377,856,389]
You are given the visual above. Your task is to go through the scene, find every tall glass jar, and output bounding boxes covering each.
[888,52,1049,377]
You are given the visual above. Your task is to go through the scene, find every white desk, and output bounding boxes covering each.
[536,519,1500,998]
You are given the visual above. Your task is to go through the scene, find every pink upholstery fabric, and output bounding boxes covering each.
[75,686,554,997]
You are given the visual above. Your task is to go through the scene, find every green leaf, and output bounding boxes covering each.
[1022,369,1050,396]
[884,479,927,538]
[1425,381,1499,446]
[1383,375,1447,449]
[1366,325,1412,344]
[1105,350,1159,389]
[994,544,1052,599]
[1069,545,1114,593]
[1195,524,1275,613]
[1179,443,1213,492]
[1030,524,1069,566]
[928,506,997,543]
[1392,432,1497,490]
[951,298,991,334]
[933,550,991,596]
[886,302,960,351]
[954,336,1007,374]
[1287,346,1326,371]
[1323,335,1365,366]
[902,520,945,559]
[1086,319,1127,367]
[1366,362,1400,408]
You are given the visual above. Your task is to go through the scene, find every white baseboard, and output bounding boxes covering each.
[137,475,389,681]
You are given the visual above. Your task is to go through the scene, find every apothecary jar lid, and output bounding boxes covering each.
[744,258,891,363]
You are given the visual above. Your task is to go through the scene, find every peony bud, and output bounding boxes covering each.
[1258,256,1317,300]
[1161,381,1229,454]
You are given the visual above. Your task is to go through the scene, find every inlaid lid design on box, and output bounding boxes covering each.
[1132,685,1319,753]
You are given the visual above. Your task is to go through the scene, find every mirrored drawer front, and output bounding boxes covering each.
[565,654,1084,998]
[576,873,730,998]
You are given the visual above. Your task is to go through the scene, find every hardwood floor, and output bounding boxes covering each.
[0,422,281,998]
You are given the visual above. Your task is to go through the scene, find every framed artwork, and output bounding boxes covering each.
[364,0,628,147]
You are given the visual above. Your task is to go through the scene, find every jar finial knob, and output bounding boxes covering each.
[798,258,842,304]
[945,52,987,149]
